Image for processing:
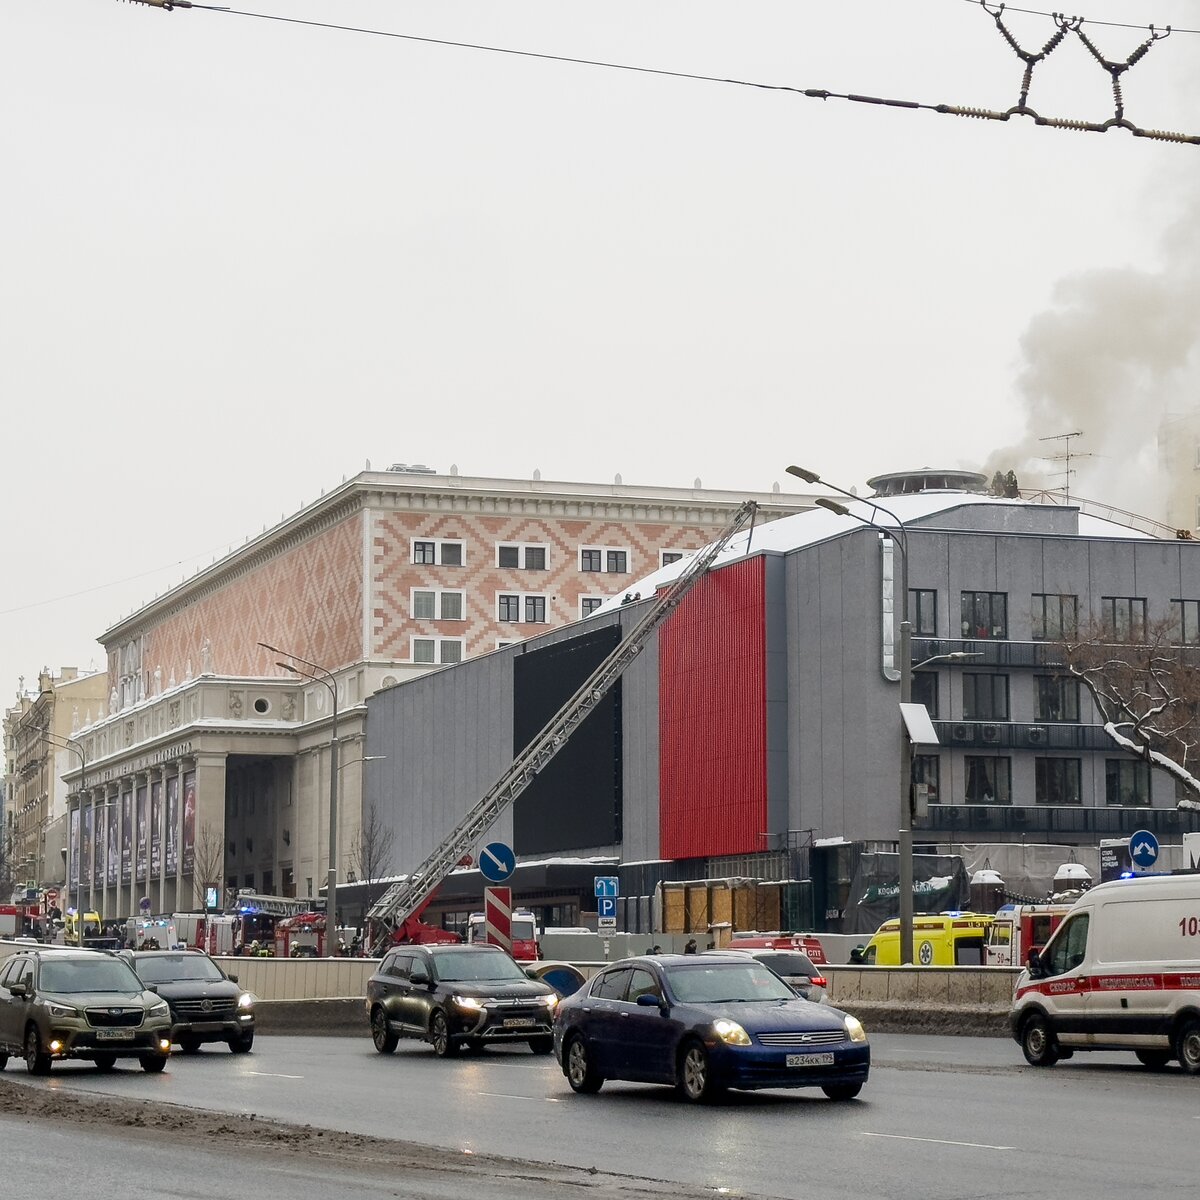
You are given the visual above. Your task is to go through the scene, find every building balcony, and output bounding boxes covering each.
[931,720,1114,752]
[913,638,1065,670]
[917,804,1200,837]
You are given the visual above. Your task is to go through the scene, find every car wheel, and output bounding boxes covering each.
[371,1008,398,1055]
[1020,1014,1059,1067]
[140,1054,168,1074]
[822,1082,862,1101]
[565,1034,603,1094]
[93,1054,117,1073]
[528,1036,554,1055]
[228,1033,254,1054]
[1175,1019,1200,1075]
[178,1037,201,1055]
[430,1010,459,1057]
[677,1040,724,1103]
[0,1052,8,1071]
[24,1026,51,1076]
[1135,1049,1172,1070]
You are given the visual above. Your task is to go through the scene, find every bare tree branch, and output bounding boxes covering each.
[349,801,395,915]
[191,822,225,913]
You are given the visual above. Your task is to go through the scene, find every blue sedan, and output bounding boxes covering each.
[553,954,869,1103]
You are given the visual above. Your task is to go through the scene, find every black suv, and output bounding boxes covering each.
[0,949,172,1074]
[124,950,255,1054]
[365,944,558,1057]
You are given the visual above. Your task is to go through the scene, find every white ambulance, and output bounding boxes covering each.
[1010,873,1200,1073]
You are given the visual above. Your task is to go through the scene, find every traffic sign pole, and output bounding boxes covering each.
[484,886,512,953]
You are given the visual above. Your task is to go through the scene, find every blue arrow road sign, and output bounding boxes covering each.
[1129,829,1160,870]
[479,841,517,883]
[594,876,619,898]
[598,897,618,919]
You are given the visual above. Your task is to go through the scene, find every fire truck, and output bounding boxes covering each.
[984,903,1071,968]
[467,909,539,961]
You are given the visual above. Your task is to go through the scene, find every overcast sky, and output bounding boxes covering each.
[3,0,1199,702]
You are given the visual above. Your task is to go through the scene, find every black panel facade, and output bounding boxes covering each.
[512,624,622,854]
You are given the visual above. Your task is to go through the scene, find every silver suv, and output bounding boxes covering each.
[0,950,173,1074]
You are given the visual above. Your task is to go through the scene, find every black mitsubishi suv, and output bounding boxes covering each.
[125,949,256,1053]
[0,949,173,1074]
[366,944,558,1057]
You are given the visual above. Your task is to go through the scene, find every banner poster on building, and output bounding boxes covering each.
[121,791,133,883]
[95,806,107,888]
[81,807,93,889]
[151,780,162,878]
[136,785,148,883]
[69,808,80,891]
[107,805,118,886]
[182,770,196,875]
[165,775,179,875]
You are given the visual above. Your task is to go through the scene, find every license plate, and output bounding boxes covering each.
[503,1018,535,1028]
[786,1051,834,1067]
[96,1029,134,1041]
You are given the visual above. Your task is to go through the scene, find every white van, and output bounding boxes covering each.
[1010,873,1200,1073]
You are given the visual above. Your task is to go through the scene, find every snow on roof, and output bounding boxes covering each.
[595,492,1153,614]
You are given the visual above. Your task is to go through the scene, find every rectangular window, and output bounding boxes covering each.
[661,550,685,567]
[411,538,464,567]
[411,589,463,620]
[1035,758,1082,804]
[439,640,463,665]
[412,590,436,620]
[1034,675,1080,721]
[910,589,937,637]
[1171,599,1200,645]
[496,543,548,570]
[961,591,1008,639]
[911,671,939,718]
[1106,759,1151,806]
[607,550,628,574]
[410,637,465,665]
[1032,593,1078,641]
[412,639,436,664]
[524,546,546,571]
[413,541,436,565]
[1101,597,1147,641]
[912,754,940,804]
[963,673,1009,721]
[580,597,603,618]
[440,542,463,567]
[439,592,464,621]
[581,549,602,572]
[498,594,520,622]
[497,545,520,569]
[524,595,547,624]
[964,756,1011,804]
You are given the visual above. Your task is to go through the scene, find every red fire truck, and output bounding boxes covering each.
[984,903,1071,967]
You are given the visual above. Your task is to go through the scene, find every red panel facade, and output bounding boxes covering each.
[659,556,767,859]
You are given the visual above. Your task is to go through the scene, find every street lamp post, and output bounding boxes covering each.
[258,642,340,953]
[41,731,91,942]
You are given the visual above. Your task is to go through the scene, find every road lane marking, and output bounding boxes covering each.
[862,1133,1014,1151]
[247,1071,305,1079]
[477,1091,561,1103]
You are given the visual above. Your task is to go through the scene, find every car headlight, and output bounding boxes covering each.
[844,1015,868,1043]
[237,992,254,1010]
[539,994,558,1009]
[43,1001,78,1019]
[712,1019,751,1046]
[149,1001,171,1019]
[452,995,485,1011]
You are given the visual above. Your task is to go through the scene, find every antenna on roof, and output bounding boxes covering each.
[1038,430,1094,504]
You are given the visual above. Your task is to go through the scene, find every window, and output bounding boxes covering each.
[963,673,1009,721]
[961,591,1007,639]
[661,550,687,567]
[591,968,633,1000]
[524,595,546,624]
[581,546,631,573]
[912,754,940,804]
[1171,599,1200,645]
[1106,759,1151,806]
[1035,758,1082,804]
[1044,913,1089,977]
[410,589,464,621]
[1035,675,1080,722]
[1101,597,1147,641]
[607,550,628,574]
[910,589,937,637]
[965,756,1011,804]
[1032,593,1078,641]
[496,543,548,570]
[911,671,939,718]
[626,968,660,1002]
[411,637,463,665]
[498,594,520,622]
[495,640,516,650]
[581,549,602,572]
[410,538,465,567]
[580,597,603,618]
[498,593,546,623]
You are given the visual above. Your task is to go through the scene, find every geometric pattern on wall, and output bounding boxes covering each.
[371,509,723,661]
[135,515,365,682]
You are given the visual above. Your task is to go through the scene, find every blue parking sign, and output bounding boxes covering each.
[598,897,617,919]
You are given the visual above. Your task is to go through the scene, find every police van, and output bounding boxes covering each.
[1010,873,1200,1073]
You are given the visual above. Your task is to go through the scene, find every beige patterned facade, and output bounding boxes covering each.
[62,470,814,925]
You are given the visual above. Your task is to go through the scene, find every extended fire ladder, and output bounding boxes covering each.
[366,498,759,953]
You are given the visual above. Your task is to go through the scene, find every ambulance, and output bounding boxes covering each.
[1011,873,1200,1073]
[861,913,993,966]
